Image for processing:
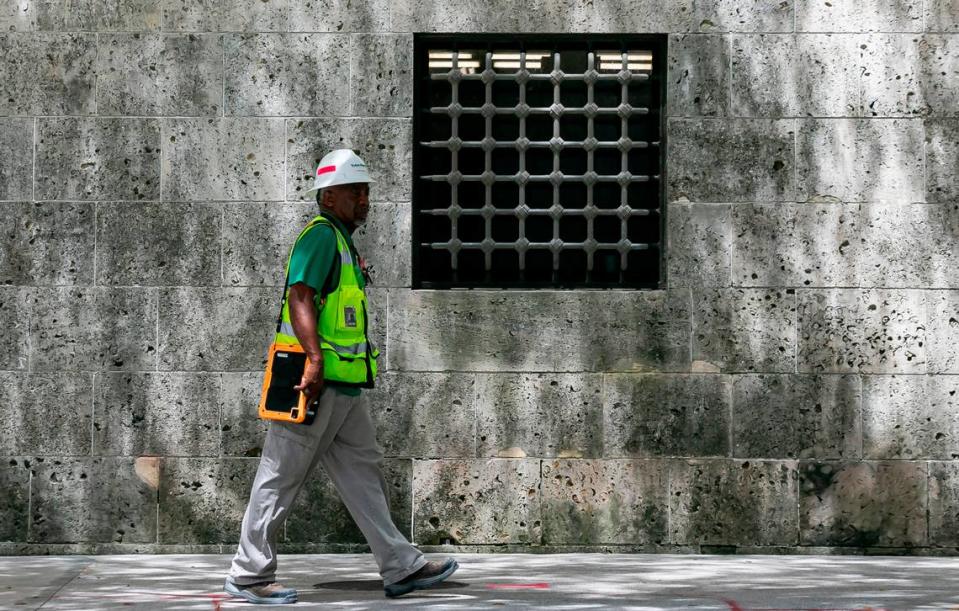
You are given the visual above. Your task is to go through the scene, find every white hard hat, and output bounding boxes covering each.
[306,149,376,192]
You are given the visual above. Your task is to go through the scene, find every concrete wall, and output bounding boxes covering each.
[1,0,958,554]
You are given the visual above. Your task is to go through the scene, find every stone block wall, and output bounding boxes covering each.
[1,0,958,554]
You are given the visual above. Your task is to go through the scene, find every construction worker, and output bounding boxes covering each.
[224,149,458,604]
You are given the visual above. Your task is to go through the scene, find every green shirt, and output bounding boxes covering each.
[287,212,367,396]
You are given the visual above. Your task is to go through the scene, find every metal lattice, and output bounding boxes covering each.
[413,38,665,288]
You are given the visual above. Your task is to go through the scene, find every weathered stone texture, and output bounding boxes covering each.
[919,35,959,116]
[0,33,96,116]
[223,202,315,287]
[94,373,219,457]
[929,462,959,546]
[0,460,29,542]
[0,287,28,370]
[33,0,160,31]
[352,203,411,288]
[0,119,33,200]
[97,34,222,116]
[28,287,158,372]
[926,120,959,202]
[860,35,924,117]
[605,374,730,458]
[475,373,603,459]
[96,202,221,286]
[161,118,285,202]
[927,291,959,374]
[30,458,158,544]
[926,0,959,32]
[541,459,668,545]
[0,373,92,455]
[667,34,729,117]
[158,458,257,544]
[287,118,412,203]
[797,119,924,203]
[693,288,797,373]
[668,119,795,203]
[0,202,94,286]
[219,372,268,458]
[800,461,927,547]
[797,290,926,374]
[364,373,475,458]
[863,375,959,460]
[732,203,860,288]
[224,34,350,117]
[350,34,413,117]
[667,203,731,288]
[160,0,389,33]
[413,459,540,545]
[0,2,35,31]
[389,290,691,373]
[733,375,861,460]
[287,459,412,543]
[670,460,799,545]
[796,0,922,32]
[36,119,160,201]
[158,287,274,371]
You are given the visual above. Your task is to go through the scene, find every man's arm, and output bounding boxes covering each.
[288,282,324,401]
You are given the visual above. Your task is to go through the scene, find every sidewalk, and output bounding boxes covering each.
[4,553,959,610]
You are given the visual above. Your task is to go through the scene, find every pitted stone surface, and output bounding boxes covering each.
[732,203,860,288]
[670,459,799,546]
[96,202,220,286]
[797,119,924,203]
[0,460,29,542]
[0,119,34,200]
[160,0,390,33]
[732,35,859,117]
[929,461,959,546]
[224,34,350,117]
[796,0,921,32]
[540,459,668,545]
[927,291,959,374]
[28,287,158,372]
[287,118,412,202]
[926,120,959,202]
[223,201,315,287]
[0,373,92,455]
[158,458,257,544]
[666,34,729,117]
[364,373,475,458]
[30,457,158,544]
[162,118,285,202]
[863,375,959,460]
[860,34,924,117]
[351,34,413,117]
[475,373,603,458]
[34,0,160,30]
[0,202,94,286]
[919,35,959,117]
[97,33,222,116]
[287,459,412,543]
[93,373,219,457]
[0,2,35,31]
[412,459,540,545]
[0,287,28,370]
[389,290,691,373]
[797,289,926,374]
[605,374,730,458]
[692,288,797,373]
[158,287,274,371]
[36,119,160,201]
[0,33,96,116]
[219,372,268,458]
[668,119,795,202]
[799,461,927,547]
[733,374,862,460]
[925,0,959,32]
[667,203,731,288]
[352,202,412,288]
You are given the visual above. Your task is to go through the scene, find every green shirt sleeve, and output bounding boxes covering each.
[287,224,336,294]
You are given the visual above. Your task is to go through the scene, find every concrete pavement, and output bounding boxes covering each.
[3,553,959,610]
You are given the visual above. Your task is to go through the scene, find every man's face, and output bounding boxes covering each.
[323,182,370,227]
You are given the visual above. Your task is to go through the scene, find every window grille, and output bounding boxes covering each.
[413,36,666,289]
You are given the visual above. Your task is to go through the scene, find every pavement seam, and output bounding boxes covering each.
[34,557,95,610]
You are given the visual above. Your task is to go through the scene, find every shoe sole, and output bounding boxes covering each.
[224,580,298,605]
[384,559,459,598]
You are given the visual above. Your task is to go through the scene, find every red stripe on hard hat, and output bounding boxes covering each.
[316,165,336,176]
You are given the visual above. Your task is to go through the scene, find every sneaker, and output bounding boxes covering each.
[224,578,298,604]
[384,558,459,598]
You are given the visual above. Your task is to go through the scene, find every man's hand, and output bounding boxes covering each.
[287,282,325,406]
[294,359,324,404]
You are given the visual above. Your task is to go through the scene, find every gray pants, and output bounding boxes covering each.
[228,389,426,586]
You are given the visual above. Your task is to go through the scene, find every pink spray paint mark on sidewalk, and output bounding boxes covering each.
[486,582,550,590]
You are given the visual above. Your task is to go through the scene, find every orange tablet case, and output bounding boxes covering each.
[258,343,317,424]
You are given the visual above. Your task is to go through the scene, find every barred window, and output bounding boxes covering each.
[412,35,666,289]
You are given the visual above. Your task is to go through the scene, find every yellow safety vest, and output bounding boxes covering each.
[274,216,378,387]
